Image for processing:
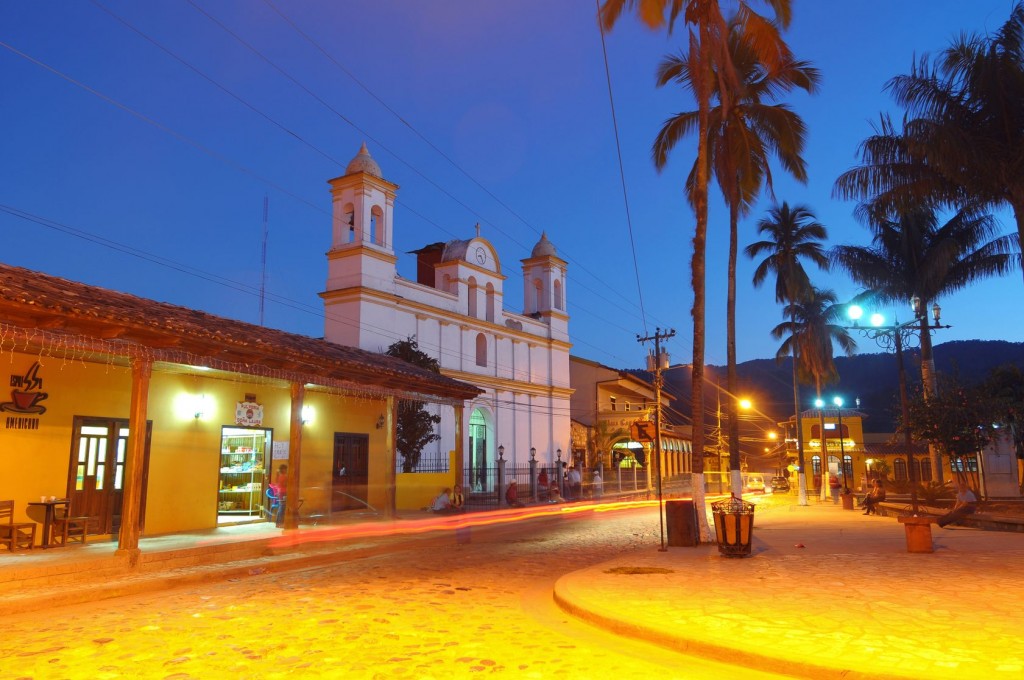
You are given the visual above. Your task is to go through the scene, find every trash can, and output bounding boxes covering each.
[665,499,699,547]
[711,494,755,557]
[841,491,855,511]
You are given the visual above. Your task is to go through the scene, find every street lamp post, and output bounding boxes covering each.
[814,398,829,501]
[845,299,950,513]
[833,396,848,492]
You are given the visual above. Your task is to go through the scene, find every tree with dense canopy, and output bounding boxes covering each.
[384,337,442,473]
[830,206,1015,480]
[834,2,1024,287]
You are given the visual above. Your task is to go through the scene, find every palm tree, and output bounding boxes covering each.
[599,0,794,537]
[834,3,1024,287]
[745,202,829,504]
[770,287,856,495]
[653,23,818,494]
[830,206,1016,480]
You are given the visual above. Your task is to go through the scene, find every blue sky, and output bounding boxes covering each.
[1,0,1020,371]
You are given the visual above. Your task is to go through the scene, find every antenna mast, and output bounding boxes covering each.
[259,195,268,326]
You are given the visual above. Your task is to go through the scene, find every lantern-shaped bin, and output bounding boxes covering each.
[711,494,755,557]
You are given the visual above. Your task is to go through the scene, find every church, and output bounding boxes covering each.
[320,144,572,492]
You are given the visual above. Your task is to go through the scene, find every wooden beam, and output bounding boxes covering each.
[116,357,151,566]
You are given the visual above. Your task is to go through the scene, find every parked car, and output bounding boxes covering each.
[770,476,791,493]
[743,473,766,493]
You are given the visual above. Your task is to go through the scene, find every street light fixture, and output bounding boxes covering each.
[845,299,950,512]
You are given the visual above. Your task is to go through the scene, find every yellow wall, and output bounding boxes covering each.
[802,410,867,483]
[0,350,429,541]
[0,356,131,528]
[396,451,458,510]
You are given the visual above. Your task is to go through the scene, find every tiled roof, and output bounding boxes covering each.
[0,262,480,401]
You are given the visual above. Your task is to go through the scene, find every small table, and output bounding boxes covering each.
[27,499,70,548]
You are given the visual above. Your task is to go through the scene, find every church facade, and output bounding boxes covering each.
[320,144,572,491]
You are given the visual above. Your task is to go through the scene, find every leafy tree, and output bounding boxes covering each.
[601,0,795,539]
[903,375,997,491]
[833,2,1024,288]
[385,337,441,473]
[653,22,818,490]
[745,201,829,503]
[830,205,1014,479]
[771,287,855,397]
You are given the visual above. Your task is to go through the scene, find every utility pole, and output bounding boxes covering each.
[637,327,675,552]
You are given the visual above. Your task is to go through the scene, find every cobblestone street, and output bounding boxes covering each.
[0,507,772,680]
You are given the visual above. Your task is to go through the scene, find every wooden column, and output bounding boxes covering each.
[116,357,152,565]
[383,395,397,519]
[454,404,464,486]
[285,382,304,531]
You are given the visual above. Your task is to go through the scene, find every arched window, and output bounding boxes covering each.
[843,455,853,479]
[894,457,908,481]
[553,279,563,310]
[475,333,487,367]
[344,204,356,243]
[811,455,821,476]
[919,458,932,482]
[467,277,478,318]
[369,205,383,246]
[532,278,543,313]
[485,283,495,322]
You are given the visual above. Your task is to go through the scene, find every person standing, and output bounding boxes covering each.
[829,475,842,504]
[272,464,288,527]
[567,466,582,501]
[592,468,604,499]
[538,469,549,501]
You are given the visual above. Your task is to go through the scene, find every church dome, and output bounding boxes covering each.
[531,232,557,258]
[345,142,382,177]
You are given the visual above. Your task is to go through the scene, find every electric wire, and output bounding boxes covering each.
[183,0,673,338]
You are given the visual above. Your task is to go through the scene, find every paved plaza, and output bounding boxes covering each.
[1,496,1022,679]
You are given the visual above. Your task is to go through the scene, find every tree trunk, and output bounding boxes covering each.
[918,311,943,484]
[691,27,712,541]
[727,197,742,495]
[791,329,807,505]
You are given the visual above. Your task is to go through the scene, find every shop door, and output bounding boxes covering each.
[332,433,368,512]
[67,417,151,535]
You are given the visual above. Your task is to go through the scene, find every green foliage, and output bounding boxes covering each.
[385,337,441,472]
[903,375,997,468]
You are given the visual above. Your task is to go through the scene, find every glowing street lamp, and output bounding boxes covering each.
[845,299,950,512]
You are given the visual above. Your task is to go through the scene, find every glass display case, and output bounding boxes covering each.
[219,428,269,517]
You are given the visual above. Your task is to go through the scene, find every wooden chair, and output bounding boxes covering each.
[51,505,91,546]
[0,499,37,551]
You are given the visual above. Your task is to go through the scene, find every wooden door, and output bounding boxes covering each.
[67,417,151,535]
[332,433,369,512]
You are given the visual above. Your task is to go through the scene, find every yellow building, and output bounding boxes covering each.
[780,407,872,493]
[0,262,478,556]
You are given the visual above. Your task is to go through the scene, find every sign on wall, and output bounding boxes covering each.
[2,361,49,430]
[235,401,264,426]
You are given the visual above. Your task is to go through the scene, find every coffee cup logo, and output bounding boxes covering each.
[12,390,45,409]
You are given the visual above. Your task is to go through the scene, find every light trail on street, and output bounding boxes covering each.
[0,506,792,679]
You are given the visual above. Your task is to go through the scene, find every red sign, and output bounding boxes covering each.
[630,421,655,443]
